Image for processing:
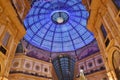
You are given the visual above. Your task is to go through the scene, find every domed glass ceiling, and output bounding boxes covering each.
[24,0,94,52]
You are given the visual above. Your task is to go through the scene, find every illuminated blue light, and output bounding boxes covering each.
[24,0,94,52]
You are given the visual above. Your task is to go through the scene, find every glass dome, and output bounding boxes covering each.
[24,0,94,52]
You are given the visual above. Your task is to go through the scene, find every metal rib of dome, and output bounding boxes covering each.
[24,0,94,52]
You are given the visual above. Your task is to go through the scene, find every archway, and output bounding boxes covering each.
[112,50,120,79]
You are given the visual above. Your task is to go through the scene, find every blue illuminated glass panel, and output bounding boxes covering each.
[24,0,94,52]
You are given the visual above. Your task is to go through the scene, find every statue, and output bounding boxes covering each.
[79,69,87,80]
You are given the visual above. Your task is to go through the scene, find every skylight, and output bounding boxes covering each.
[24,0,94,52]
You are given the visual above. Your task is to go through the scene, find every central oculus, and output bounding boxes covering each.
[51,10,69,24]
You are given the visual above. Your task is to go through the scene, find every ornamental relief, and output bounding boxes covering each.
[0,64,1,73]
[42,64,50,73]
[0,6,12,24]
[13,61,19,68]
[0,14,18,35]
[0,14,11,25]
[33,63,41,72]
[23,60,33,70]
[0,6,3,13]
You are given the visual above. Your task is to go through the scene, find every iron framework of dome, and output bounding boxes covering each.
[24,0,94,52]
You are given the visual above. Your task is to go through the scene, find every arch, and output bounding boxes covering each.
[107,46,120,80]
[112,50,120,79]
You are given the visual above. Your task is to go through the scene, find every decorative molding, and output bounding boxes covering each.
[11,58,22,69]
[42,64,49,74]
[33,62,41,72]
[79,63,87,71]
[13,61,19,68]
[95,57,103,66]
[23,60,33,70]
[10,54,52,78]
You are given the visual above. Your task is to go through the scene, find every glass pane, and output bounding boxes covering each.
[24,0,94,52]
[2,32,10,47]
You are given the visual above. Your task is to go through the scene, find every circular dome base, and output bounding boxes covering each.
[51,11,69,24]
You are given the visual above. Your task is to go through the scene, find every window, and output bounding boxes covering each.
[0,45,7,54]
[44,68,48,72]
[100,25,107,39]
[80,66,84,70]
[97,59,103,64]
[112,0,120,9]
[2,32,11,47]
[105,38,110,47]
[25,63,31,68]
[35,65,40,70]
[88,62,93,67]
[100,25,110,47]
